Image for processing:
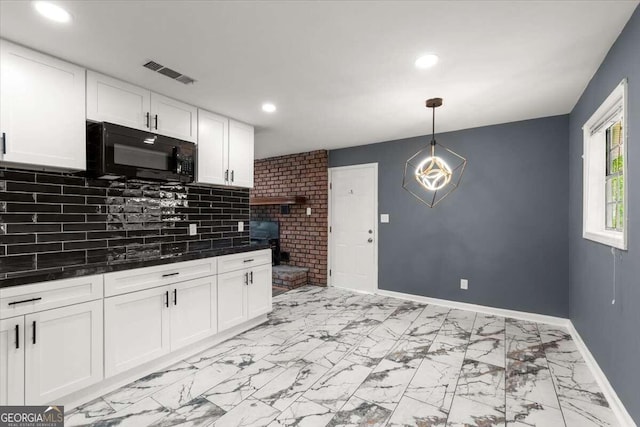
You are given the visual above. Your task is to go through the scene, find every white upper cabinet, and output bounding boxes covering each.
[0,40,86,170]
[150,93,197,142]
[197,109,229,186]
[228,120,255,188]
[86,71,197,142]
[86,71,151,131]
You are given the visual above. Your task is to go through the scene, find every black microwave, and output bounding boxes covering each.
[86,122,195,183]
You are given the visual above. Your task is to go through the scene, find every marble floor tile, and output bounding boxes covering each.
[344,334,397,367]
[446,395,506,427]
[455,359,505,411]
[64,398,115,427]
[423,335,468,368]
[302,359,373,411]
[102,361,197,411]
[465,335,505,368]
[253,361,330,411]
[267,398,334,427]
[472,314,505,337]
[89,396,169,427]
[559,395,618,427]
[213,398,280,427]
[506,359,560,409]
[404,357,460,412]
[387,395,448,427]
[263,336,325,367]
[203,360,286,410]
[326,395,391,427]
[153,396,226,427]
[303,340,356,369]
[506,397,566,427]
[385,334,436,365]
[68,286,619,427]
[353,358,418,410]
[152,361,241,410]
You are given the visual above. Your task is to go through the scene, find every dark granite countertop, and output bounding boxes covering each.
[0,244,271,289]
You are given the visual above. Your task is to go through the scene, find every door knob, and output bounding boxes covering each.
[368,238,373,243]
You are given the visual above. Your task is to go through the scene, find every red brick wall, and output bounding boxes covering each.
[251,150,328,286]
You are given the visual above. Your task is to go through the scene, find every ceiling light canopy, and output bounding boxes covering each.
[262,103,277,113]
[414,54,439,69]
[33,1,72,23]
[402,98,467,208]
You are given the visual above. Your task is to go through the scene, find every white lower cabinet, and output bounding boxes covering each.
[0,301,103,405]
[0,316,24,405]
[217,269,249,331]
[25,301,103,404]
[247,264,273,318]
[104,276,217,377]
[104,285,171,377]
[217,260,272,332]
[170,276,217,350]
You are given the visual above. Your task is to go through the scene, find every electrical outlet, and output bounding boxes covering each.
[380,214,390,223]
[189,223,197,236]
[238,221,244,232]
[306,207,312,216]
[460,279,468,290]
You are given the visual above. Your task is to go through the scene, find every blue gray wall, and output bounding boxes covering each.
[329,115,570,317]
[568,6,640,422]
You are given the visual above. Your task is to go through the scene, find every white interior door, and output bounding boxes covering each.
[329,163,378,293]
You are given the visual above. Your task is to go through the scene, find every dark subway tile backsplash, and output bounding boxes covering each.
[0,167,250,277]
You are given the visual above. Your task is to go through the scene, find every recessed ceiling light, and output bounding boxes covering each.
[415,54,439,69]
[262,103,277,113]
[33,1,72,23]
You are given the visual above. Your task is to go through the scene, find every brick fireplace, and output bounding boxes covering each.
[250,150,328,287]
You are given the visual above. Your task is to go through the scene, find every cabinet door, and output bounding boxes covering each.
[247,264,272,319]
[86,71,151,131]
[150,93,197,142]
[196,109,229,185]
[170,276,217,351]
[0,40,86,170]
[0,316,24,405]
[217,270,248,331]
[228,120,254,188]
[104,286,170,377]
[24,300,103,404]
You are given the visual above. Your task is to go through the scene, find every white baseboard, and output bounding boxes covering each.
[566,322,637,427]
[374,288,636,427]
[375,288,570,327]
[60,315,268,411]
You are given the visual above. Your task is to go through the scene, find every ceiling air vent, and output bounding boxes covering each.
[142,60,196,85]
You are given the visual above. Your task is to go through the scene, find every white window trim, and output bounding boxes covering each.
[582,79,628,250]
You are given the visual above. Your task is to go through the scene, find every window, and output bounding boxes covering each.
[583,79,628,250]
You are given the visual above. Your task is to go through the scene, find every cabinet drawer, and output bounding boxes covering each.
[217,249,271,274]
[104,258,216,297]
[0,275,103,320]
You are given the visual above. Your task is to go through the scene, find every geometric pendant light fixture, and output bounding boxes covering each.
[402,98,467,207]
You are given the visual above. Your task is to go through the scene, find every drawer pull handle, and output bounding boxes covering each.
[243,259,254,263]
[162,272,180,278]
[15,324,19,349]
[8,297,42,306]
[32,321,36,345]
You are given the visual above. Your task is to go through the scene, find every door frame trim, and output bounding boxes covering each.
[327,162,379,293]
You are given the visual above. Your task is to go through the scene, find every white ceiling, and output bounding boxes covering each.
[1,1,637,159]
